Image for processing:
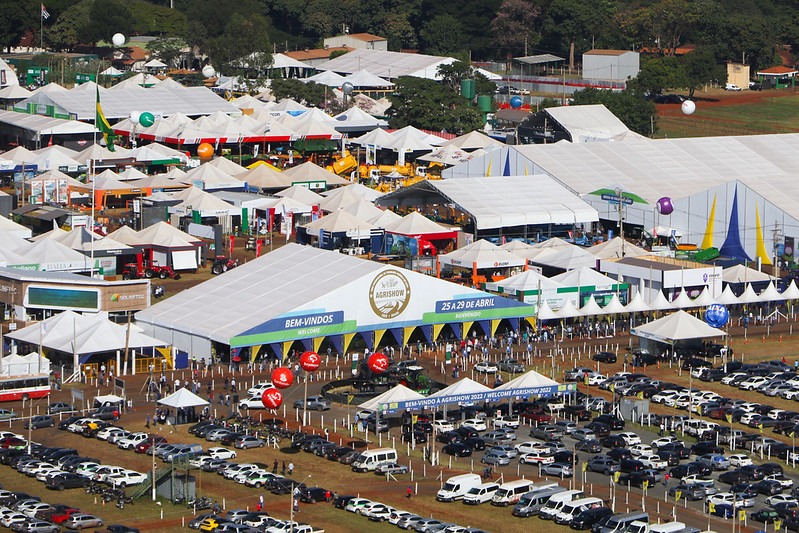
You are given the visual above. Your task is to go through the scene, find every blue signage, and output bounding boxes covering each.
[239,310,345,337]
[601,193,633,205]
[383,383,576,413]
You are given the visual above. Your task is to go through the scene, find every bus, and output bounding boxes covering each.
[0,375,50,402]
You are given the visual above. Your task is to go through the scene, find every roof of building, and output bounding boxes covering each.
[284,47,353,62]
[346,33,387,42]
[584,49,634,56]
[757,66,798,75]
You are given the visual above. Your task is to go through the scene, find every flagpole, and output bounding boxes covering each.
[40,7,43,52]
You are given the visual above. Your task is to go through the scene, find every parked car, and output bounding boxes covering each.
[63,513,104,530]
[293,396,331,411]
[24,416,55,430]
[593,352,617,364]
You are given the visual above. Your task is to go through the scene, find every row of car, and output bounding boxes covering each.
[336,494,488,532]
[187,509,319,533]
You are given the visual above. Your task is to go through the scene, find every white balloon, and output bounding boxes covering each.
[129,111,141,125]
[111,33,125,47]
[202,65,216,78]
[681,100,696,115]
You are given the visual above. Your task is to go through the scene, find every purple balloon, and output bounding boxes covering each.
[656,197,674,215]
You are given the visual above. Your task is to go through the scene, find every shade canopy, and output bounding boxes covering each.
[357,384,426,411]
[157,387,209,408]
[631,310,725,344]
[438,239,526,270]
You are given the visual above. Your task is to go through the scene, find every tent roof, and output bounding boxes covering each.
[358,384,426,411]
[0,214,33,238]
[106,225,140,246]
[281,161,350,186]
[551,266,620,289]
[134,221,201,248]
[377,177,598,230]
[135,243,531,347]
[168,187,237,215]
[178,164,243,190]
[544,104,639,143]
[438,239,526,270]
[723,263,775,283]
[590,237,649,259]
[384,211,452,236]
[486,269,563,295]
[528,244,597,271]
[321,182,383,202]
[441,130,504,150]
[495,369,559,391]
[427,377,491,399]
[157,387,209,408]
[417,145,478,165]
[342,198,386,222]
[304,70,347,87]
[624,291,651,313]
[0,110,96,138]
[631,310,725,343]
[331,107,388,131]
[302,208,375,233]
[276,184,324,204]
[342,69,394,88]
[352,127,395,148]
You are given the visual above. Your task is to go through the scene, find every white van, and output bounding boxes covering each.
[554,497,604,524]
[351,448,398,473]
[437,473,482,502]
[491,479,536,506]
[462,482,500,505]
[511,486,566,517]
[538,489,585,520]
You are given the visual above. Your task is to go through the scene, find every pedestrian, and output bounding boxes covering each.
[288,462,294,476]
[293,498,299,513]
[145,415,150,429]
[255,502,262,512]
[663,473,670,487]
[325,490,331,502]
[282,461,286,475]
[406,486,413,498]
[273,459,278,474]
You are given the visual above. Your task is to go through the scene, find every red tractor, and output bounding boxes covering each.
[121,261,181,280]
[211,256,238,275]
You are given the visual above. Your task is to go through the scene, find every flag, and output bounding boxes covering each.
[41,4,50,19]
[726,414,733,423]
[642,480,649,491]
[776,519,783,531]
[738,510,746,522]
[674,490,682,501]
[708,502,715,514]
[95,85,116,152]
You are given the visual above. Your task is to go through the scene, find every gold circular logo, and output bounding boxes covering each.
[369,269,411,319]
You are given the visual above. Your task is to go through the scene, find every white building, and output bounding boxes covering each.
[582,50,640,82]
[323,33,388,52]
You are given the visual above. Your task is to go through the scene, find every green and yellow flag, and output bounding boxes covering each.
[725,414,733,424]
[613,471,621,483]
[708,502,716,514]
[642,480,649,491]
[95,85,116,152]
[738,509,746,522]
[675,490,682,501]
[775,519,783,531]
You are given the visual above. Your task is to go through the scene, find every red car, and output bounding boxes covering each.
[0,437,26,449]
[134,435,167,454]
[51,508,81,524]
[520,410,552,423]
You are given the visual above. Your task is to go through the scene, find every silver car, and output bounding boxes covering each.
[480,452,511,466]
[293,396,331,411]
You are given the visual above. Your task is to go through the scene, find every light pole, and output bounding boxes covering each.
[290,475,312,532]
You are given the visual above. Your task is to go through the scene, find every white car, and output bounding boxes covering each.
[345,498,372,513]
[189,455,214,469]
[721,373,747,385]
[432,420,455,433]
[492,416,520,429]
[355,410,374,421]
[388,510,413,525]
[651,391,678,404]
[739,412,760,425]
[117,432,149,450]
[725,83,742,91]
[739,377,768,390]
[239,396,267,409]
[629,444,654,457]
[208,447,237,460]
[765,474,794,489]
[617,432,642,446]
[0,513,27,528]
[766,494,798,507]
[587,374,608,386]
[460,418,487,431]
[519,450,554,464]
[639,454,667,470]
[106,470,147,488]
[651,436,681,449]
[246,381,274,397]
[707,492,754,509]
[474,362,499,374]
[514,440,549,454]
[727,454,753,467]
[96,426,126,441]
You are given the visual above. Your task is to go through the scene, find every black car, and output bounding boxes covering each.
[682,357,711,370]
[333,495,355,509]
[593,415,624,430]
[590,513,614,533]
[593,352,617,364]
[436,431,462,445]
[575,440,602,454]
[761,463,784,476]
[618,471,658,488]
[658,443,691,460]
[463,437,486,451]
[691,441,723,455]
[105,526,140,533]
[600,435,626,449]
[455,426,480,439]
[570,506,613,530]
[298,487,329,503]
[57,416,82,431]
[619,459,645,474]
[401,429,428,444]
[442,443,472,457]
[606,448,632,462]
[584,422,611,438]
[669,462,710,480]
[655,451,680,467]
[719,469,753,485]
[751,508,780,524]
[326,446,354,461]
[754,480,783,496]
[739,464,767,481]
[45,473,89,491]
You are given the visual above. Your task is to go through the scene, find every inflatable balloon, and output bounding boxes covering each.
[656,197,674,216]
[509,96,523,109]
[341,82,354,95]
[368,352,389,374]
[139,112,155,128]
[299,351,320,372]
[261,387,283,409]
[130,111,141,124]
[705,303,730,329]
[197,143,214,159]
[201,65,216,78]
[681,100,696,115]
[111,33,126,47]
[271,367,294,389]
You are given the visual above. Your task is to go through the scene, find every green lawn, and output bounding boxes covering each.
[656,93,799,138]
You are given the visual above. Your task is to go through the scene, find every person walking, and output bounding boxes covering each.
[282,461,286,475]
[145,415,150,429]
[273,460,278,474]
[406,486,413,498]
[288,462,294,476]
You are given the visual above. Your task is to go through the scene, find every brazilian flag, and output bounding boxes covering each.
[95,85,116,151]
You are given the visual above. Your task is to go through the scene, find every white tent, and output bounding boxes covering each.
[441,130,504,150]
[538,300,561,319]
[157,387,209,408]
[649,290,675,310]
[276,184,324,205]
[0,352,50,377]
[529,244,598,271]
[601,293,627,314]
[737,284,761,304]
[321,182,383,202]
[782,280,799,300]
[438,239,526,270]
[304,70,346,87]
[579,295,603,316]
[716,285,741,305]
[759,282,785,302]
[343,69,394,88]
[0,215,32,239]
[691,287,717,307]
[495,369,559,392]
[672,290,695,309]
[723,264,775,284]
[358,384,425,411]
[427,378,492,400]
[590,237,649,259]
[551,267,620,291]
[631,310,725,343]
[624,291,650,313]
[384,211,451,236]
[302,209,376,239]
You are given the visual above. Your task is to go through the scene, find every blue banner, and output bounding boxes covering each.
[382,383,576,413]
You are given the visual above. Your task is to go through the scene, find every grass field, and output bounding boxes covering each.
[656,90,799,138]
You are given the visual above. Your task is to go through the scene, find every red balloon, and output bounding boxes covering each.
[271,367,294,389]
[368,352,389,374]
[299,351,320,372]
[261,387,283,409]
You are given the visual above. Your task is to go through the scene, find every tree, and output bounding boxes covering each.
[208,13,272,83]
[47,0,92,51]
[681,48,724,98]
[0,0,36,53]
[270,78,328,107]
[436,61,496,96]
[387,76,484,134]
[81,0,133,46]
[627,55,685,97]
[570,87,657,136]
[545,0,615,72]
[490,0,542,57]
[148,37,189,69]
[128,1,187,37]
[420,14,464,56]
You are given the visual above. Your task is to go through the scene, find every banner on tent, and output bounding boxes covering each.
[385,383,577,412]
